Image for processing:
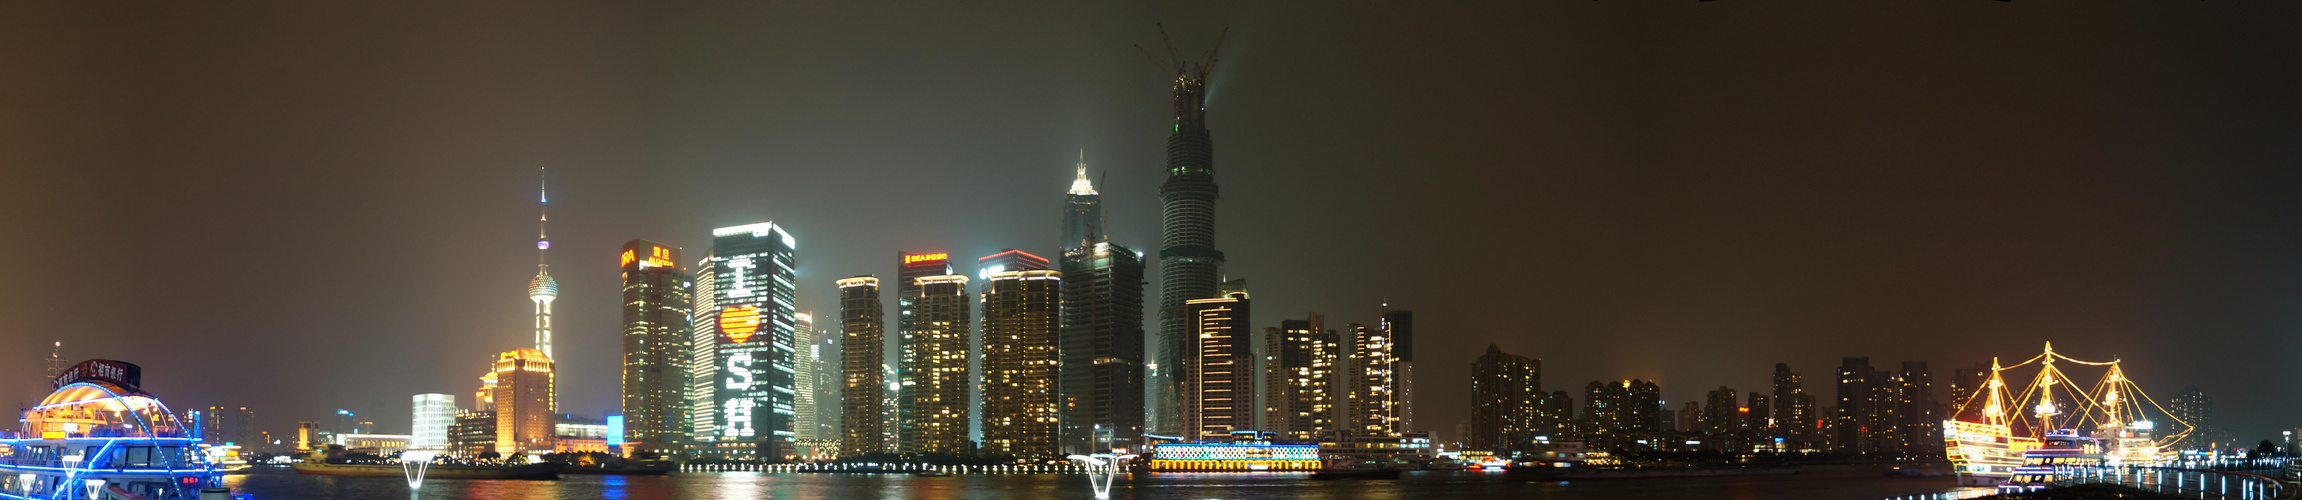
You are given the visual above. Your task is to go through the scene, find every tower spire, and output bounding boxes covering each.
[528,167,559,359]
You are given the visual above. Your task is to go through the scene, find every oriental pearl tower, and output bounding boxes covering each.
[529,168,559,360]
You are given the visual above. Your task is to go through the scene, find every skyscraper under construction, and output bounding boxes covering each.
[1151,28,1229,436]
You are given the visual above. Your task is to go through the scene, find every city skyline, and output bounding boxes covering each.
[6,1,2302,448]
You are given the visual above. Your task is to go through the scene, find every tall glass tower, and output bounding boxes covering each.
[1154,54,1225,435]
[619,239,693,456]
[698,222,798,459]
[1062,151,1103,253]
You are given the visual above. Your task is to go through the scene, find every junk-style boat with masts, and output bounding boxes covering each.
[0,360,227,500]
[1944,342,2187,486]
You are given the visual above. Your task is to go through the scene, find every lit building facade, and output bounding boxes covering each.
[1058,241,1146,454]
[1062,152,1104,253]
[450,411,494,457]
[1582,379,1661,446]
[838,277,886,456]
[1264,315,1340,441]
[1469,344,1540,451]
[980,266,1060,458]
[412,394,456,450]
[895,251,952,452]
[1181,291,1251,441]
[1383,308,1414,432]
[491,347,555,455]
[1347,321,1400,436]
[806,312,841,443]
[695,222,799,458]
[900,275,971,455]
[1154,54,1227,437]
[793,313,817,441]
[619,239,693,457]
[689,251,719,441]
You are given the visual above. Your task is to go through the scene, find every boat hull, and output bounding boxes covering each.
[291,462,560,480]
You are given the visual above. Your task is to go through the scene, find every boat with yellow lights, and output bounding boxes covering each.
[1944,342,2188,486]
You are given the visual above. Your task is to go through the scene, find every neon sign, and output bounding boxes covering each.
[53,360,141,390]
[719,306,761,343]
[621,246,676,269]
[903,253,948,265]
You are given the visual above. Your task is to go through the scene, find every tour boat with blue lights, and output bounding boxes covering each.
[1998,430,2104,493]
[0,360,227,500]
[1144,432,1320,472]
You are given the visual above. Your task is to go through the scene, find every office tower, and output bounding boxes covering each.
[838,277,885,456]
[901,274,971,455]
[1704,387,1739,436]
[794,313,816,441]
[1771,364,1804,440]
[2166,386,2212,450]
[1062,152,1104,252]
[1545,391,1575,438]
[195,406,254,447]
[1264,315,1339,441]
[1347,320,1403,436]
[412,394,456,450]
[1154,45,1228,437]
[452,411,495,457]
[1180,290,1251,441]
[1469,344,1541,451]
[980,266,1061,457]
[619,240,693,456]
[1895,361,1936,458]
[881,365,901,450]
[296,421,318,453]
[1383,308,1414,432]
[689,251,719,441]
[895,251,952,451]
[809,313,842,444]
[1057,241,1146,454]
[697,222,799,458]
[1677,401,1702,434]
[1946,361,1990,422]
[492,347,555,455]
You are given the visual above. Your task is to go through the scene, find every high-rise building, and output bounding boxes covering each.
[1181,291,1251,441]
[977,249,1050,279]
[194,406,255,447]
[1704,387,1740,437]
[1264,314,1341,441]
[793,313,817,441]
[1894,361,1937,458]
[1062,152,1104,253]
[2166,386,2214,450]
[1676,401,1702,434]
[689,251,719,441]
[1582,379,1661,447]
[838,277,886,456]
[619,240,693,457]
[901,274,971,455]
[980,265,1061,457]
[696,222,799,458]
[1383,308,1415,432]
[1946,361,1991,422]
[451,411,495,457]
[412,394,457,450]
[1835,357,1890,455]
[1153,46,1228,437]
[1748,393,1771,437]
[808,313,842,445]
[1346,316,1408,436]
[491,347,555,455]
[895,251,952,452]
[1468,344,1541,451]
[1058,241,1146,454]
[1770,364,1804,441]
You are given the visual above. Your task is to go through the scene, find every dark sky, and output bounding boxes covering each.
[5,2,2300,442]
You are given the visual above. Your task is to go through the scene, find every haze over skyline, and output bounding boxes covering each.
[4,2,2300,443]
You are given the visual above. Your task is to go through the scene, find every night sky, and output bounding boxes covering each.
[5,2,2300,443]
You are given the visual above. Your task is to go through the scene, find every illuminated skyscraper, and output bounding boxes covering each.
[981,265,1060,457]
[696,222,799,458]
[492,347,556,455]
[902,274,971,455]
[619,240,693,456]
[1181,291,1251,440]
[1154,43,1228,436]
[1469,344,1540,451]
[1061,152,1103,253]
[806,312,841,442]
[1346,317,1407,436]
[1058,241,1145,454]
[1772,363,1816,448]
[894,251,951,451]
[1264,314,1339,441]
[412,394,456,450]
[838,277,885,456]
[1383,308,1415,432]
[793,313,817,441]
[688,252,718,441]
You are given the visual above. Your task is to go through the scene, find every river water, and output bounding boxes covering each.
[224,464,1992,500]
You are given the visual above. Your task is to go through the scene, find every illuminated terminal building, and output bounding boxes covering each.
[619,239,692,457]
[980,258,1060,457]
[901,274,972,455]
[694,222,799,458]
[837,276,887,456]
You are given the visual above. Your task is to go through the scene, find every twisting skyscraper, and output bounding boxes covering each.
[1152,31,1228,436]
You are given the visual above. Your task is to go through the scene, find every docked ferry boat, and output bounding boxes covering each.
[1999,430,2105,493]
[0,360,227,500]
[1946,343,2189,486]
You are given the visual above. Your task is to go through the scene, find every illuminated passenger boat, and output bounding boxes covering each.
[1999,430,2103,493]
[1945,343,2190,486]
[1145,432,1320,472]
[0,360,227,500]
